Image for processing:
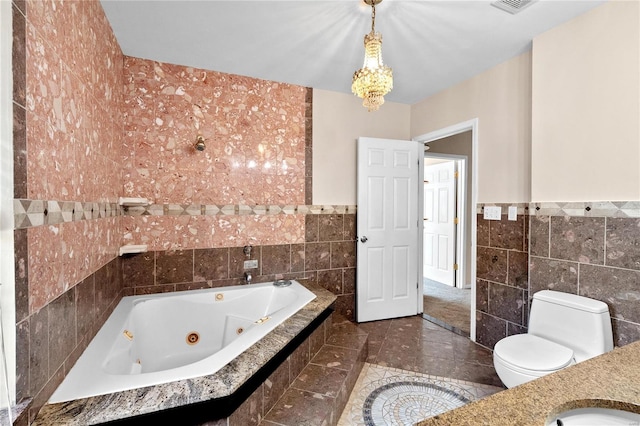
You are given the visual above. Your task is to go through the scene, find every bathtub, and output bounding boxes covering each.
[49,280,316,403]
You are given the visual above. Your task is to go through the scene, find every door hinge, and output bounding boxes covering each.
[454,217,459,225]
[454,171,459,178]
[453,263,459,270]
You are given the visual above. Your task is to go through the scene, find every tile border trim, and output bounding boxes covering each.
[529,201,640,218]
[13,199,358,230]
[13,199,120,229]
[19,199,640,229]
[477,202,640,218]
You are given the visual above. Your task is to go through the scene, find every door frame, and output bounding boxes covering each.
[413,118,479,342]
[423,154,467,289]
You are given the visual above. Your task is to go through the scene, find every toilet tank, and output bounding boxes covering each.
[528,290,613,362]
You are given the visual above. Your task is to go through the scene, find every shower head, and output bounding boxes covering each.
[194,135,206,151]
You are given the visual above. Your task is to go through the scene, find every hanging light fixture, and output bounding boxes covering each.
[352,0,393,112]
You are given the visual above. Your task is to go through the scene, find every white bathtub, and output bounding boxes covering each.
[49,280,316,403]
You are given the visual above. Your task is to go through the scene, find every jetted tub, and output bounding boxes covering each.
[50,280,316,403]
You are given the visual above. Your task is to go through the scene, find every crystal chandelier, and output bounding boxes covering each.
[352,0,393,112]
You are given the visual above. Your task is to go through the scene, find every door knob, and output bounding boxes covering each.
[360,236,368,243]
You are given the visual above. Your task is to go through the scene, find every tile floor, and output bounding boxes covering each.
[356,314,503,388]
[338,363,503,426]
[259,313,505,426]
[423,279,471,337]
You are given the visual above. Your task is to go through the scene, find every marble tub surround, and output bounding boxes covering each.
[475,204,530,349]
[32,281,337,425]
[261,314,368,426]
[120,213,357,319]
[530,209,640,346]
[417,339,640,426]
[14,0,127,422]
[122,56,308,206]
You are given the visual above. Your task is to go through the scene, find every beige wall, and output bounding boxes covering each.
[312,89,411,205]
[314,0,640,205]
[410,52,532,204]
[531,0,640,201]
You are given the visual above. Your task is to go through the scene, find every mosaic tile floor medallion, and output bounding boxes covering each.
[338,363,503,426]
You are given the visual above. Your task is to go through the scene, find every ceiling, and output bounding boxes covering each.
[100,0,606,105]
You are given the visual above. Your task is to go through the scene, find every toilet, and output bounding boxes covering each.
[493,290,613,388]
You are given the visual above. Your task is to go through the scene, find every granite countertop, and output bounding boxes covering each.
[417,339,640,426]
[33,281,337,425]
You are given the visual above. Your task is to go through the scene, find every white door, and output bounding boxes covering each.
[423,161,456,286]
[356,137,421,322]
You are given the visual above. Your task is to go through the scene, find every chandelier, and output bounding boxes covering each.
[352,0,393,112]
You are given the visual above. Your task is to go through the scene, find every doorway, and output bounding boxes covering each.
[414,121,477,341]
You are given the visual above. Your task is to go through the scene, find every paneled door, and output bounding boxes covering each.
[423,161,457,286]
[356,137,421,322]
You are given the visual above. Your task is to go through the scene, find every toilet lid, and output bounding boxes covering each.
[494,334,574,371]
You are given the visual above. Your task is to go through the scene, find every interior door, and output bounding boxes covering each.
[423,161,456,286]
[356,137,421,322]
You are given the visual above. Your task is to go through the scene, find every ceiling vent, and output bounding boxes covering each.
[491,0,537,14]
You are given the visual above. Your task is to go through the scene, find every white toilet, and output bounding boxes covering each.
[493,290,613,388]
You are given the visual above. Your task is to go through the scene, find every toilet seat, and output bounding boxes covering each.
[494,334,575,372]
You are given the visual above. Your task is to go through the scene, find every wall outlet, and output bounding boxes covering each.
[243,259,258,269]
[508,205,517,221]
[483,206,502,220]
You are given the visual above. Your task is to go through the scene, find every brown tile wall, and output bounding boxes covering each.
[121,213,357,319]
[16,258,123,424]
[530,214,640,347]
[475,209,530,349]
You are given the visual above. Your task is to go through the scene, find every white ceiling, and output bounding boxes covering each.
[100,0,606,105]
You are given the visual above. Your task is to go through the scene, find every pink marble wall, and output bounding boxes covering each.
[24,0,123,311]
[121,214,306,252]
[122,57,308,248]
[122,57,306,205]
[27,217,119,313]
[26,0,123,202]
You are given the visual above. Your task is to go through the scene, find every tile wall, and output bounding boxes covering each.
[120,212,357,320]
[475,201,640,350]
[529,202,640,347]
[475,204,530,349]
[13,2,324,424]
[13,0,125,423]
[119,57,359,315]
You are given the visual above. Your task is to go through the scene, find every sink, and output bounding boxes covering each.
[547,406,640,426]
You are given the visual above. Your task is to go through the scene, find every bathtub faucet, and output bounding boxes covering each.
[244,272,252,284]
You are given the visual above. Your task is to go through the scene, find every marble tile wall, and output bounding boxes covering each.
[120,213,357,319]
[529,202,640,347]
[475,201,640,350]
[122,56,307,207]
[120,56,313,265]
[475,204,530,349]
[13,1,125,423]
[118,59,353,309]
